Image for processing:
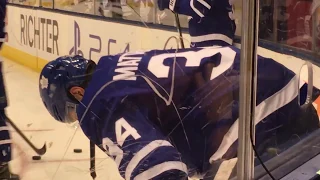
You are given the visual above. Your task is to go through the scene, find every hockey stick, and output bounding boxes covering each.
[173,12,185,49]
[5,116,46,155]
[90,141,96,179]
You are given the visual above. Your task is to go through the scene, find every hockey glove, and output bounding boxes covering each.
[158,0,212,20]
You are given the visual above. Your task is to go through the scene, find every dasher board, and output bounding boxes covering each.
[280,154,320,180]
[254,129,320,180]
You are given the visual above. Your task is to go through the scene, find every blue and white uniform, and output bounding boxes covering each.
[158,0,236,47]
[76,46,319,179]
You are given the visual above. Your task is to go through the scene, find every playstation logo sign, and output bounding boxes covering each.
[69,21,84,56]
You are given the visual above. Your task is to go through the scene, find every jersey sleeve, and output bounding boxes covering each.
[100,101,188,180]
[157,0,212,20]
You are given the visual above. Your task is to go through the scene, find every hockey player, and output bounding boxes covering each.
[157,0,236,47]
[0,1,20,179]
[39,46,319,179]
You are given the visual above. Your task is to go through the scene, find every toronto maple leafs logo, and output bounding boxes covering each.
[40,76,49,89]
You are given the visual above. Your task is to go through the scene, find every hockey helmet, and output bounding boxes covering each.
[39,55,95,123]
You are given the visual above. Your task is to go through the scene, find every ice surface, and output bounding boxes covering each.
[2,58,123,180]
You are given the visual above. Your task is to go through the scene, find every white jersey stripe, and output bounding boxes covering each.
[0,140,11,145]
[210,75,299,162]
[0,127,9,132]
[190,33,233,45]
[134,161,188,180]
[125,140,173,180]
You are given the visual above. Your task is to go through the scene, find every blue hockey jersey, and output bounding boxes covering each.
[0,0,6,44]
[158,0,236,47]
[77,46,319,180]
[0,1,7,109]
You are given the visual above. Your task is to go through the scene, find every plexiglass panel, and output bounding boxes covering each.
[9,0,39,6]
[5,0,249,179]
[94,0,156,22]
[252,0,320,180]
[54,0,95,14]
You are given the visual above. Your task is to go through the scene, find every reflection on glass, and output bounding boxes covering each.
[93,0,190,26]
[253,1,320,180]
[258,0,320,53]
[234,0,242,36]
[95,0,156,22]
[55,0,94,14]
[312,1,320,54]
[155,9,189,27]
[10,0,39,6]
[286,0,313,50]
[41,0,53,8]
[259,0,274,40]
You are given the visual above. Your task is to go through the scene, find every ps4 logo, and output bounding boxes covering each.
[69,21,83,56]
[69,21,130,61]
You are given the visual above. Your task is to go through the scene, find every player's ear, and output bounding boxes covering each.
[69,86,85,101]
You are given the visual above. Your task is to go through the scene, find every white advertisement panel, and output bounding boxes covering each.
[5,5,190,65]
